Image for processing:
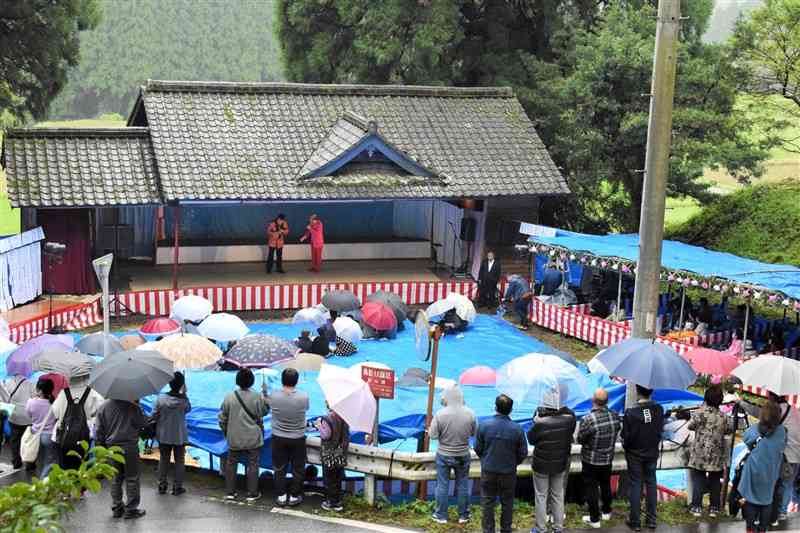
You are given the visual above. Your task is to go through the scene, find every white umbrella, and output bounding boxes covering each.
[587,349,609,374]
[446,292,477,323]
[198,313,249,342]
[348,361,391,379]
[425,298,456,320]
[171,295,213,323]
[333,316,363,344]
[0,337,17,352]
[317,364,376,433]
[731,355,800,396]
[292,307,329,328]
[496,353,591,409]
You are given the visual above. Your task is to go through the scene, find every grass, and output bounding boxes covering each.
[321,493,728,532]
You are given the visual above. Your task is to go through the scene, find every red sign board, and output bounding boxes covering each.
[361,366,395,400]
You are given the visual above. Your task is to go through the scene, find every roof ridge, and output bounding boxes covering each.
[143,80,514,98]
[341,110,370,130]
[6,127,149,137]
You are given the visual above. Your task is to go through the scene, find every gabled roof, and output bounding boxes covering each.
[297,110,445,183]
[128,80,568,201]
[1,128,161,207]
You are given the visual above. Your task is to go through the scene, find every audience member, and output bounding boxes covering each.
[152,372,191,495]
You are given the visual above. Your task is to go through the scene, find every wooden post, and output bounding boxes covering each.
[172,204,181,290]
[419,326,443,500]
[365,398,380,505]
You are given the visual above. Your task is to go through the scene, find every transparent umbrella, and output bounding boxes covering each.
[496,353,591,409]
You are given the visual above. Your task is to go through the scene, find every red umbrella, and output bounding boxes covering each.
[140,318,181,337]
[362,301,397,332]
[683,346,741,376]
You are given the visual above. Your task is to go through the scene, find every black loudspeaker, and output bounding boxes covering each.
[460,218,476,242]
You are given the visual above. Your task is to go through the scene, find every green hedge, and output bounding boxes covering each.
[667,180,800,266]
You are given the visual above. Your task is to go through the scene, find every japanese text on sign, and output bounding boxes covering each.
[361,366,395,400]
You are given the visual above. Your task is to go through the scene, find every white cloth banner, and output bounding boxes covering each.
[0,227,44,312]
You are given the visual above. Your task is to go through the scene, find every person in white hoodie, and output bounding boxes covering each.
[429,385,477,525]
[50,374,103,470]
[1,373,34,470]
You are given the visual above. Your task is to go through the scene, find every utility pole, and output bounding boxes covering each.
[627,0,681,408]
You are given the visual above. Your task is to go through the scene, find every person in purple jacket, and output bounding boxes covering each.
[25,377,58,478]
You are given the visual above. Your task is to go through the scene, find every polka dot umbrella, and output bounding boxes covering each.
[222,334,298,369]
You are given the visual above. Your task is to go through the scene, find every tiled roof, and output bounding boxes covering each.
[130,80,568,201]
[1,128,161,207]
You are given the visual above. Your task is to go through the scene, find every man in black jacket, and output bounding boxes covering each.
[622,385,665,532]
[526,389,577,533]
[476,250,502,308]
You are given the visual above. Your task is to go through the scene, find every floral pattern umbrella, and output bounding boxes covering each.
[222,334,298,368]
[148,334,222,369]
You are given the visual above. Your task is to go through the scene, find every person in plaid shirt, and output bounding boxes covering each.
[577,388,621,529]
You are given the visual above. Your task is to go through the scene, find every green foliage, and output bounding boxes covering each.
[276,0,770,232]
[0,0,100,124]
[732,0,800,153]
[49,0,283,118]
[668,180,800,266]
[0,443,124,533]
[547,3,773,231]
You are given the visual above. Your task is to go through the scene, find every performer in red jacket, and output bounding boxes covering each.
[300,214,324,272]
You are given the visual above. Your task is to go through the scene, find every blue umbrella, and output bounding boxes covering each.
[596,338,696,390]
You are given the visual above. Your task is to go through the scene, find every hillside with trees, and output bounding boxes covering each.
[49,0,283,118]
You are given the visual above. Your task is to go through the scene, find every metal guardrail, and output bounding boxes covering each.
[305,437,687,503]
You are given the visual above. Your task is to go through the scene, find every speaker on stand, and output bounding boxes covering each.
[98,221,136,320]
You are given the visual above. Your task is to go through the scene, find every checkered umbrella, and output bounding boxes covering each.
[223,334,298,369]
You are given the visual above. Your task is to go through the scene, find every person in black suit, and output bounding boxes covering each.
[476,250,502,308]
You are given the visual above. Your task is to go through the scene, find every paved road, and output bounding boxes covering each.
[3,457,800,533]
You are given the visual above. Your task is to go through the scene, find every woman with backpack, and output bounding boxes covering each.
[738,401,787,533]
[314,403,350,512]
[24,377,58,477]
[151,372,191,495]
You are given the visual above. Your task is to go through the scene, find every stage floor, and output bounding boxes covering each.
[119,259,449,291]
[1,297,88,324]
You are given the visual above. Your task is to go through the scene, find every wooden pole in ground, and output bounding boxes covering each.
[365,398,380,505]
[419,326,443,500]
[172,204,181,290]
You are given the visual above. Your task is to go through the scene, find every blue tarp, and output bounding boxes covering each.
[529,229,800,300]
[1,316,702,470]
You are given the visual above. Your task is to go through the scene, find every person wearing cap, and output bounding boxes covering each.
[527,387,576,533]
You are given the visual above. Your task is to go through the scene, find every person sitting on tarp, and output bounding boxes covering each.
[319,311,338,345]
[294,331,313,353]
[310,328,331,357]
[541,262,563,296]
[439,308,467,334]
[362,323,397,340]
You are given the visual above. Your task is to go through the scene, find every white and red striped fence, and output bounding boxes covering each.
[8,280,482,343]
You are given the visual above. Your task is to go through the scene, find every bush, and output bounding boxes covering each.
[668,180,800,266]
[0,442,124,533]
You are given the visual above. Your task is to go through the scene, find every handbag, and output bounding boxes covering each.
[20,426,40,463]
[234,391,263,429]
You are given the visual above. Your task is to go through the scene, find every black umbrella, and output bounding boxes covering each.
[89,350,173,401]
[367,291,409,330]
[322,290,360,312]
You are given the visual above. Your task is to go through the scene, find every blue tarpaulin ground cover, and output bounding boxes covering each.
[1,315,702,470]
[529,229,800,300]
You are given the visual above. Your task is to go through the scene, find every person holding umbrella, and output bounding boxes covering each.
[266,213,289,274]
[151,372,191,495]
[95,395,147,519]
[313,403,350,512]
[90,349,174,520]
[0,370,34,470]
[219,368,270,503]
